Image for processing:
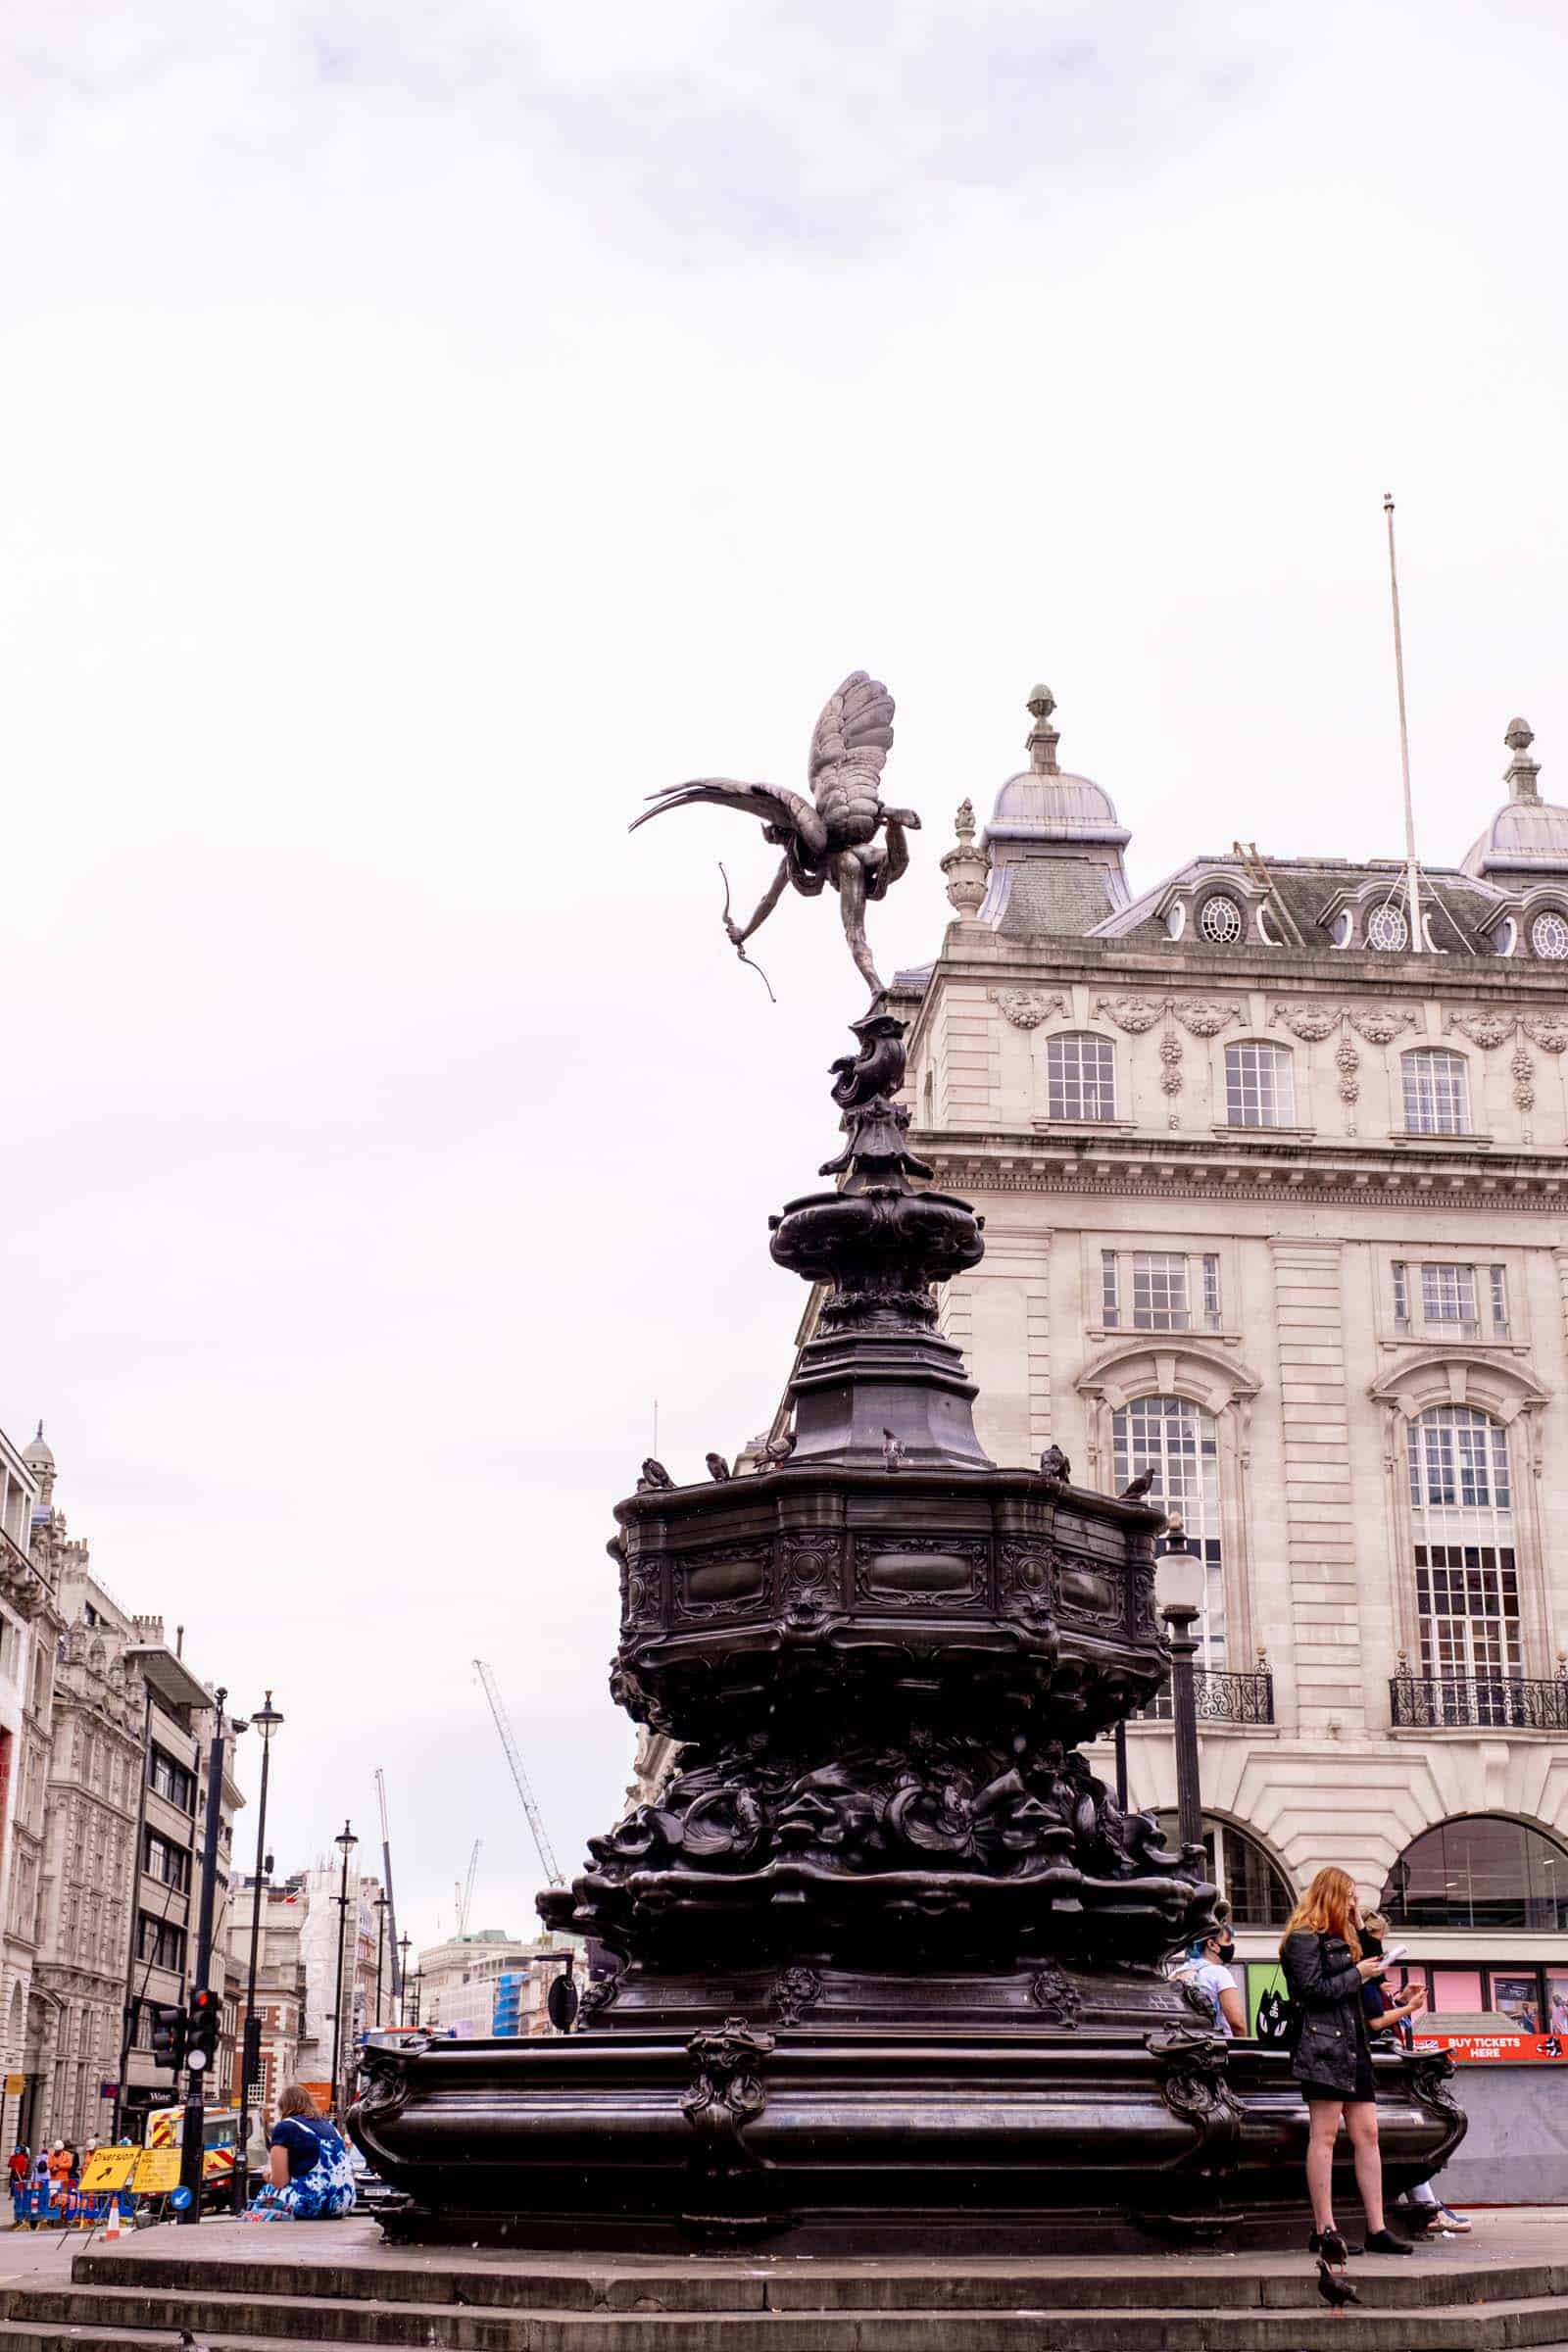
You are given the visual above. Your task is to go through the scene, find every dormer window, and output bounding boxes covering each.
[1530,908,1568,959]
[1329,908,1353,948]
[1368,903,1409,953]
[1198,893,1245,945]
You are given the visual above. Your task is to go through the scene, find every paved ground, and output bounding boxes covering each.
[12,2201,1560,2291]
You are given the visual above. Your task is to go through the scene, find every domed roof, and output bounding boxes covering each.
[1461,719,1568,879]
[992,766,1124,834]
[22,1421,53,1471]
[983,688,1129,845]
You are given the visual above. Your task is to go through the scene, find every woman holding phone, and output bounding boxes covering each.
[1280,1867,1414,2260]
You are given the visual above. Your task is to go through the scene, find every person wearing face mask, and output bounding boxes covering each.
[1280,1867,1413,2261]
[1174,1920,1247,2036]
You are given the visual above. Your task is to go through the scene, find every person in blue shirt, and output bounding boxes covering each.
[241,2084,357,2223]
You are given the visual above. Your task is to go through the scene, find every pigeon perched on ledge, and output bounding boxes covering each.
[637,1457,674,1492]
[706,1452,733,1482]
[1120,1468,1157,1501]
[1039,1444,1071,1482]
[882,1428,906,1473]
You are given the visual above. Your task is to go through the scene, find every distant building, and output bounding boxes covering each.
[222,1879,306,2121]
[416,1929,566,2038]
[0,1425,244,2146]
[0,1425,61,2152]
[291,1859,385,2112]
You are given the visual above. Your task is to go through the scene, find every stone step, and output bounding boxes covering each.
[3,2292,1568,2352]
[61,2247,1568,2314]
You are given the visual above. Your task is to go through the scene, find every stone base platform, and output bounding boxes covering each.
[0,2210,1564,2351]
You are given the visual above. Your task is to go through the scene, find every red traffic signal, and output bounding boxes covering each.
[187,1987,221,2073]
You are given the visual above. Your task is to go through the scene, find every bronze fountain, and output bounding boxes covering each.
[352,672,1461,2249]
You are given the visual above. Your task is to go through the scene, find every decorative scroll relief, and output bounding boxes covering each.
[1522,1016,1568,1054]
[1089,995,1242,1039]
[1347,1006,1419,1046]
[1270,1002,1419,1046]
[1170,999,1242,1038]
[1094,994,1164,1034]
[1446,1012,1515,1050]
[993,990,1069,1029]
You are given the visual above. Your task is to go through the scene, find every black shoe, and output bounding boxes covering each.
[1365,2229,1415,2255]
[1309,2228,1361,2260]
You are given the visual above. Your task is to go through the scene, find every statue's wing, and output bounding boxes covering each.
[629,778,821,844]
[808,671,895,785]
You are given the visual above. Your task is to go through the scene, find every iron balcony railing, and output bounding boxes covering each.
[1390,1672,1568,1733]
[1140,1667,1275,1727]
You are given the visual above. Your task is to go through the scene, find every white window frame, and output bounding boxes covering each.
[1045,1031,1117,1122]
[1113,1396,1225,1666]
[1420,1261,1479,1337]
[1094,1247,1224,1335]
[1224,1040,1296,1129]
[1402,1050,1471,1137]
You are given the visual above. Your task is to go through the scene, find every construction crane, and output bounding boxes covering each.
[374,1767,403,1999]
[474,1659,565,1888]
[455,1838,482,1936]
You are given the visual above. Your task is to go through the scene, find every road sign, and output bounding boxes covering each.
[133,2147,183,2195]
[81,2150,138,2193]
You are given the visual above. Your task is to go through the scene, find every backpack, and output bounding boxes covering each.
[1174,1962,1225,2032]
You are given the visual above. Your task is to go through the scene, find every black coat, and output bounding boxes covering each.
[1280,1931,1367,2095]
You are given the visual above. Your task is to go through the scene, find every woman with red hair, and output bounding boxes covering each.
[1280,1867,1413,2261]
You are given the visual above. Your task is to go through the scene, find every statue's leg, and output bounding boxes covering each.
[880,817,911,890]
[835,853,883,998]
[728,856,791,946]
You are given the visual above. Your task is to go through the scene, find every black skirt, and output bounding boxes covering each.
[1300,2046,1376,2105]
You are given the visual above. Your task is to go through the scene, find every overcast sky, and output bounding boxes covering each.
[3,0,1566,1953]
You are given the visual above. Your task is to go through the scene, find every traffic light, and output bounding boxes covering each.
[150,2004,187,2071]
[187,1987,220,2076]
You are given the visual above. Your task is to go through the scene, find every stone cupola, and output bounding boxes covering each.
[978,685,1131,935]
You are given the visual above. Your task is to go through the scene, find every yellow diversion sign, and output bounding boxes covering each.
[79,2150,138,2194]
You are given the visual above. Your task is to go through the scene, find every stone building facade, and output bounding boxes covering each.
[0,1426,59,2151]
[29,1463,145,2150]
[886,690,1568,2025]
[223,1878,306,2121]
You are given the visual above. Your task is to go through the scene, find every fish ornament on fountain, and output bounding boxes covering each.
[350,665,1466,2254]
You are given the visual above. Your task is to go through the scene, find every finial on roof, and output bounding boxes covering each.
[1504,716,1541,805]
[1025,685,1059,776]
[941,798,991,915]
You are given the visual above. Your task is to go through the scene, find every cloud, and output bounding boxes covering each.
[0,0,1566,1942]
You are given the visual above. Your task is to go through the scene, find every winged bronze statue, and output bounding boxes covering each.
[630,670,920,999]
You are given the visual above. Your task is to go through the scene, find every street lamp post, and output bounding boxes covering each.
[328,1821,357,2120]
[233,1692,283,2214]
[373,1893,389,2031]
[1157,1515,1206,1857]
[396,1934,412,2028]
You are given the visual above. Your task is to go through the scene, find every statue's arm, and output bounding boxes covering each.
[726,856,791,946]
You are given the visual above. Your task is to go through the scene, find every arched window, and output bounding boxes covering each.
[1113,1395,1224,1663]
[1381,1816,1568,1934]
[1402,1049,1470,1136]
[1153,1813,1294,1929]
[1407,1405,1519,1713]
[1045,1032,1116,1121]
[1224,1040,1295,1128]
[1198,893,1246,945]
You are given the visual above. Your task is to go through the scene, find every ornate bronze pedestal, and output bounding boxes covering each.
[352,1018,1461,2250]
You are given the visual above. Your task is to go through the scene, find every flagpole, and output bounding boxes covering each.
[1383,494,1423,953]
